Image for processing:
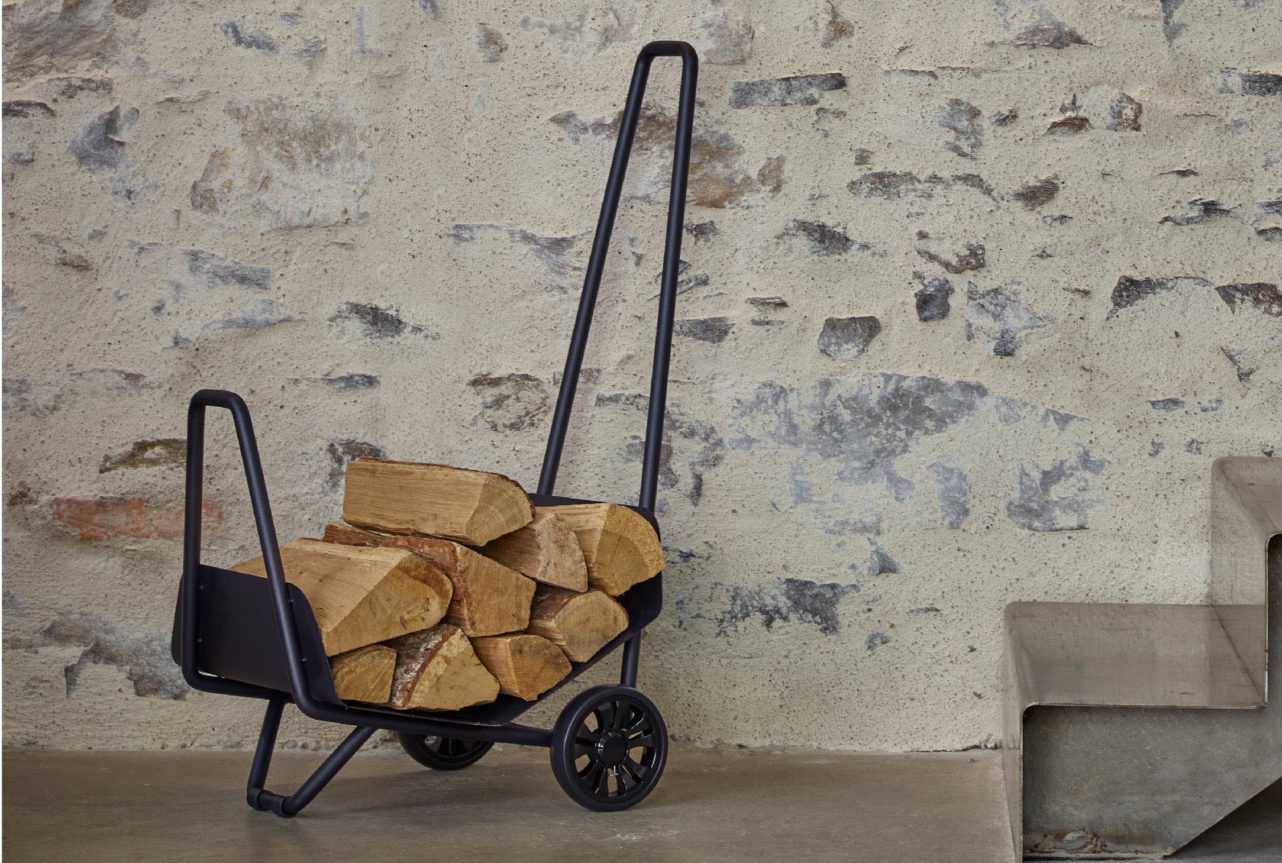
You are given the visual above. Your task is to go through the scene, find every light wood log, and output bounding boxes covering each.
[384,624,500,711]
[547,503,665,595]
[471,633,571,701]
[231,538,453,656]
[342,458,534,545]
[474,508,588,592]
[329,644,396,703]
[527,586,629,662]
[323,523,534,636]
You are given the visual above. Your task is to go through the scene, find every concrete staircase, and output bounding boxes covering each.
[1003,457,1282,858]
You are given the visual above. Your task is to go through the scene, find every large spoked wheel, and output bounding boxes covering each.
[550,685,668,811]
[397,734,494,771]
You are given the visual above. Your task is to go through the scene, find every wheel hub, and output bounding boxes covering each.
[595,730,628,765]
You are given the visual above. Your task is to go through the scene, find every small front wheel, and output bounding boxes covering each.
[397,734,493,770]
[550,685,668,811]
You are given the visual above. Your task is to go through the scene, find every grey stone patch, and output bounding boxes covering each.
[51,76,113,98]
[329,302,436,339]
[1006,446,1107,531]
[3,378,63,417]
[1107,275,1210,318]
[683,577,861,636]
[1185,439,1204,454]
[866,631,891,652]
[551,367,601,386]
[675,317,734,344]
[847,171,996,201]
[416,0,440,17]
[17,612,187,699]
[928,462,970,528]
[326,440,385,489]
[1160,198,1235,226]
[817,0,853,47]
[181,299,296,342]
[191,98,371,230]
[939,98,983,158]
[353,5,377,55]
[449,222,589,289]
[728,73,847,108]
[866,542,901,575]
[914,273,954,321]
[1106,92,1142,131]
[1159,0,1187,46]
[552,104,777,208]
[1043,214,1071,226]
[1046,115,1090,135]
[684,221,718,243]
[1149,397,1185,411]
[1162,168,1199,178]
[992,109,1019,126]
[652,260,711,299]
[295,36,326,67]
[1011,14,1088,49]
[1258,227,1282,241]
[1041,409,1081,431]
[220,21,277,52]
[468,373,551,433]
[778,219,877,256]
[1221,346,1258,382]
[732,374,989,496]
[748,296,788,326]
[100,438,185,473]
[32,233,93,270]
[1150,440,1165,456]
[611,400,726,505]
[183,250,270,291]
[67,105,137,172]
[917,241,985,274]
[964,284,1048,356]
[517,8,636,50]
[693,1,754,65]
[476,24,507,62]
[6,148,35,165]
[296,373,380,392]
[910,605,942,614]
[1199,399,1223,413]
[3,100,55,118]
[818,316,881,359]
[1219,69,1282,97]
[1012,177,1059,210]
[3,0,120,82]
[1215,282,1282,316]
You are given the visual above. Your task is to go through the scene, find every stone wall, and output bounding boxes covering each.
[3,0,1279,750]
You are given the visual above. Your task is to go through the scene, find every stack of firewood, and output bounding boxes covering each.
[230,460,664,711]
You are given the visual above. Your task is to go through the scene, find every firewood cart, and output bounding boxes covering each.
[171,41,697,817]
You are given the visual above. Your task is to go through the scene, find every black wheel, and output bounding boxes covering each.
[550,685,668,811]
[397,734,493,770]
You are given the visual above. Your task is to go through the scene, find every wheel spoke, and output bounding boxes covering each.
[579,758,605,785]
[614,764,637,794]
[628,732,656,750]
[609,699,628,730]
[593,763,611,796]
[622,756,649,782]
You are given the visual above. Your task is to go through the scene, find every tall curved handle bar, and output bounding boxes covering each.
[537,40,699,512]
[181,388,311,704]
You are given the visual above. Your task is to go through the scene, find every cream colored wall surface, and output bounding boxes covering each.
[3,0,1280,751]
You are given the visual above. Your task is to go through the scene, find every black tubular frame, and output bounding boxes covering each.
[174,41,697,817]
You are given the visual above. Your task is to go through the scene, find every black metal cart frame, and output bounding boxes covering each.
[172,41,697,817]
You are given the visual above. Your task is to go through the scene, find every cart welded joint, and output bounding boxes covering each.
[170,40,698,817]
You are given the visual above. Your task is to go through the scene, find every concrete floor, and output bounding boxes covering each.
[2,748,1276,862]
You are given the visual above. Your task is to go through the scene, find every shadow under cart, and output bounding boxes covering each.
[170,40,699,818]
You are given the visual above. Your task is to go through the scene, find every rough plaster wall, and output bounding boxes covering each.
[2,0,1279,752]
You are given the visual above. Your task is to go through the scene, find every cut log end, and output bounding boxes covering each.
[548,503,665,596]
[475,508,589,592]
[528,586,629,662]
[384,624,500,711]
[342,458,534,545]
[472,633,571,701]
[329,644,396,703]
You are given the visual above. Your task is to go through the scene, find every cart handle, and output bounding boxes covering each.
[538,41,698,512]
[180,389,313,705]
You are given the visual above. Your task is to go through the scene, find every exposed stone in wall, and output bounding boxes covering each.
[728,73,846,108]
[1006,447,1107,531]
[100,439,185,473]
[468,373,551,432]
[914,273,954,321]
[326,440,385,489]
[50,496,222,541]
[818,316,882,359]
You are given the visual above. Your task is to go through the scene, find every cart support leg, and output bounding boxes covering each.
[246,695,376,818]
[620,632,641,687]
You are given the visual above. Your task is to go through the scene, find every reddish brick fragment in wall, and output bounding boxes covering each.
[50,496,223,541]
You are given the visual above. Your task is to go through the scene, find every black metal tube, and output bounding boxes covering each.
[538,40,698,513]
[620,635,641,687]
[275,725,376,816]
[246,696,286,809]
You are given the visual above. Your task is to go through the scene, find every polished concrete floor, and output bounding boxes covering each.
[2,747,1277,862]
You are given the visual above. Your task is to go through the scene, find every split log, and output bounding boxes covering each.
[342,459,534,545]
[384,624,500,711]
[323,523,534,636]
[474,508,588,592]
[231,538,453,655]
[527,586,629,662]
[547,503,665,595]
[329,644,396,703]
[471,634,571,701]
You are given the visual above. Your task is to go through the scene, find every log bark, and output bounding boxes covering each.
[323,523,534,636]
[384,624,500,711]
[231,538,453,655]
[527,586,629,662]
[329,644,396,703]
[471,633,571,701]
[342,458,534,545]
[547,503,665,595]
[474,508,588,592]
